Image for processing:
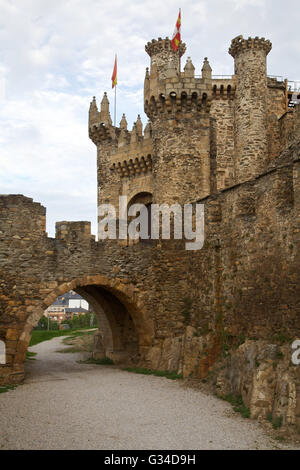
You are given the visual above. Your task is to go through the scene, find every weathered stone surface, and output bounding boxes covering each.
[216,341,300,431]
[0,34,299,432]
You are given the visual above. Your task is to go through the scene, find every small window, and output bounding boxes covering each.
[0,340,5,365]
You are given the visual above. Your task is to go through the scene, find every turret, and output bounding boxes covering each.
[135,115,143,137]
[145,37,186,80]
[100,92,112,126]
[202,57,212,80]
[89,96,100,127]
[184,57,195,78]
[144,37,213,204]
[229,35,272,182]
[120,113,128,130]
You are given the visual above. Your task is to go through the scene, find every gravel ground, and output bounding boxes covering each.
[0,336,298,450]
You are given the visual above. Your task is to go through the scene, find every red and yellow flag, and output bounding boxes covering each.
[111,54,117,88]
[171,9,181,52]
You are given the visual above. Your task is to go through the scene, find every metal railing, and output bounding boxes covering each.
[267,74,284,82]
[187,74,300,92]
[194,75,233,79]
[211,75,233,79]
[287,81,300,92]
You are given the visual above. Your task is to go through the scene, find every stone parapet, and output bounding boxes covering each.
[229,35,272,58]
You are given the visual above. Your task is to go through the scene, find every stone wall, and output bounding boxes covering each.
[210,97,235,189]
[280,104,300,151]
[266,77,286,160]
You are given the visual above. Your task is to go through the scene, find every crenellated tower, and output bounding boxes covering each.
[144,37,214,204]
[89,33,290,235]
[229,35,272,182]
[89,93,153,233]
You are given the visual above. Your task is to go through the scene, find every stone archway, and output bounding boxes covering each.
[10,274,154,383]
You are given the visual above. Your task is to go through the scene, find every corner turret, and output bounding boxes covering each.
[145,37,186,80]
[89,93,115,145]
[202,57,212,80]
[144,37,214,203]
[229,35,272,182]
[144,37,212,119]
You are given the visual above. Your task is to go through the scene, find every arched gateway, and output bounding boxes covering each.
[0,195,157,385]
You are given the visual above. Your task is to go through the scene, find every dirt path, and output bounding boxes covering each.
[0,336,297,450]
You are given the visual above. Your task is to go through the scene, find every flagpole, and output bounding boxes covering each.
[111,54,117,126]
[114,84,117,127]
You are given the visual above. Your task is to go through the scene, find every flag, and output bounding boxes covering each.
[111,54,117,88]
[171,9,181,52]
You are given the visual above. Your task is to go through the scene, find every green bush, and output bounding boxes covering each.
[123,367,183,380]
[220,393,251,419]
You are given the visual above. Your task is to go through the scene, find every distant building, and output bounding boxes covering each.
[44,291,90,323]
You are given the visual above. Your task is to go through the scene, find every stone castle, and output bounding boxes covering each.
[0,35,299,431]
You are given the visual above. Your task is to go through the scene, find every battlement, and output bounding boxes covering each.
[89,92,115,145]
[145,37,186,59]
[0,195,46,240]
[144,52,213,118]
[212,78,236,100]
[229,35,272,58]
[111,154,152,178]
[55,221,94,243]
[110,116,153,177]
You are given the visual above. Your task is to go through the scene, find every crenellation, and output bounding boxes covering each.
[0,195,46,240]
[55,221,94,244]
[201,57,212,80]
[229,35,272,59]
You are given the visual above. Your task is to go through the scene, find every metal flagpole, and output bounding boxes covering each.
[114,83,117,127]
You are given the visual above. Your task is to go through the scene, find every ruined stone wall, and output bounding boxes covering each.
[279,104,300,151]
[186,150,300,343]
[266,78,286,160]
[210,96,235,189]
[0,194,192,384]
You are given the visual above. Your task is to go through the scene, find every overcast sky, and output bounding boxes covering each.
[0,0,299,237]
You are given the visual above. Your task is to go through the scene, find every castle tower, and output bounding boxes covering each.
[144,38,213,205]
[145,37,186,80]
[229,35,272,182]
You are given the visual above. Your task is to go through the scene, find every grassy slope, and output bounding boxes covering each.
[29,328,95,347]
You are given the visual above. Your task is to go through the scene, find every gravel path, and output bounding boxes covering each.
[0,336,297,450]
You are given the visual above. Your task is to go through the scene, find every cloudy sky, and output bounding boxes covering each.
[0,0,299,237]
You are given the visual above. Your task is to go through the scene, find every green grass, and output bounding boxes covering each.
[0,384,17,394]
[220,393,251,418]
[56,347,83,354]
[78,357,114,365]
[63,330,96,343]
[272,416,283,429]
[26,351,37,361]
[123,367,183,380]
[30,328,96,347]
[30,330,74,346]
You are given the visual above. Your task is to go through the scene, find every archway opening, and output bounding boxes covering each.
[17,274,153,383]
[128,192,153,242]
